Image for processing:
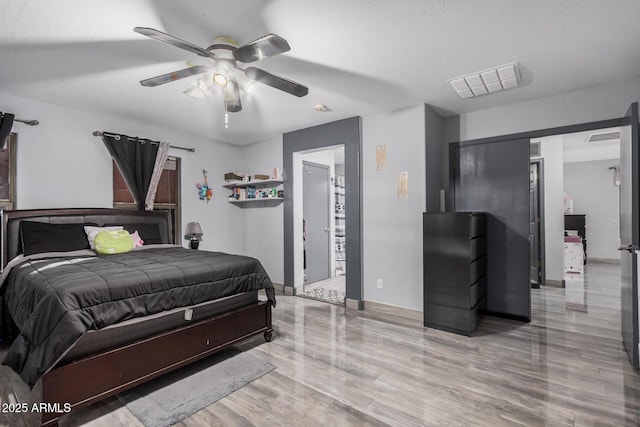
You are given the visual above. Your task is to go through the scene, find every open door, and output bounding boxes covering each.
[302,161,331,285]
[619,102,640,369]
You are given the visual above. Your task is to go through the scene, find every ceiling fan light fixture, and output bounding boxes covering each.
[213,73,228,87]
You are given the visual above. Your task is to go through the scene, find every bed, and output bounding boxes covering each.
[0,208,275,427]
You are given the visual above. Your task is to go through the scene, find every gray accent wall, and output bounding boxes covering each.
[454,138,531,320]
[283,117,362,303]
[425,105,445,212]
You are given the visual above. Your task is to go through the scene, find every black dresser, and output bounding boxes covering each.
[423,212,487,336]
[564,214,587,263]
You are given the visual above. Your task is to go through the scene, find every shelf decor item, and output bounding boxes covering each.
[223,176,284,206]
[184,222,203,249]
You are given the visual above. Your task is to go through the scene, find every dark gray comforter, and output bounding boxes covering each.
[0,246,275,388]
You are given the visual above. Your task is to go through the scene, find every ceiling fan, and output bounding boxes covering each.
[133,27,309,113]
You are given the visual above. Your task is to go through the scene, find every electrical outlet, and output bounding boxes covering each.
[377,278,383,289]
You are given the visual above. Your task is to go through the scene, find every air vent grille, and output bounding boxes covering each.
[530,142,541,158]
[448,62,521,99]
[587,131,620,143]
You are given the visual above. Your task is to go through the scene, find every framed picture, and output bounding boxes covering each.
[0,133,16,210]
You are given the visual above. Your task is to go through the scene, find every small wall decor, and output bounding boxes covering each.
[376,145,386,171]
[397,171,408,199]
[196,169,213,202]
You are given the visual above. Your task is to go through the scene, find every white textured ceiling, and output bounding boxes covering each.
[561,127,621,163]
[533,127,621,163]
[1,0,640,145]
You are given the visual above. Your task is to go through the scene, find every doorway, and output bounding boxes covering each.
[297,147,347,305]
[532,126,622,290]
[303,161,331,284]
[283,116,362,309]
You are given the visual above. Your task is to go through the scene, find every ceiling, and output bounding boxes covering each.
[533,126,620,163]
[2,0,640,145]
[561,127,620,163]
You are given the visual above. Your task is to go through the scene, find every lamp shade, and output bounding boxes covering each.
[184,222,203,239]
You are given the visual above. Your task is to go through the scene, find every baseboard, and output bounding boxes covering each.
[272,283,285,295]
[282,285,297,296]
[363,300,422,323]
[346,298,363,310]
[545,279,564,288]
[588,258,621,264]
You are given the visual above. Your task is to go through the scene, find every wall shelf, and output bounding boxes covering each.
[228,197,283,205]
[223,179,283,189]
[224,178,283,206]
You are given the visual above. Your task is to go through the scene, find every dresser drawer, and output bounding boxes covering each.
[469,214,486,239]
[469,256,486,285]
[470,276,486,307]
[469,236,486,260]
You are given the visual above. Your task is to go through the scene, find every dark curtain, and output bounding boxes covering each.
[0,112,14,150]
[102,133,159,210]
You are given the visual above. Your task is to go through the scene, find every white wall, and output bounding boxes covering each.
[454,76,640,142]
[362,105,426,310]
[0,92,245,254]
[564,159,620,260]
[536,137,565,282]
[239,136,285,284]
[240,105,427,310]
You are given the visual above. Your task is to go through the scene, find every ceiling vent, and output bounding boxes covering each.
[530,142,541,158]
[586,131,620,143]
[448,62,521,99]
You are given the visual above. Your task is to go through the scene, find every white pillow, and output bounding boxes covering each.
[84,225,123,249]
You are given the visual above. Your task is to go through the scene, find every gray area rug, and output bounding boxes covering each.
[298,288,346,306]
[117,349,274,427]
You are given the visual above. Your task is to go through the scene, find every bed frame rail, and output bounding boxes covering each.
[40,301,272,426]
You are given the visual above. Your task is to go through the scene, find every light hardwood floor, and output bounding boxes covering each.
[2,261,640,426]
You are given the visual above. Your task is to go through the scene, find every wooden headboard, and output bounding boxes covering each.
[1,208,171,268]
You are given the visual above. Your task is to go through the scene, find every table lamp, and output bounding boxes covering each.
[184,222,203,249]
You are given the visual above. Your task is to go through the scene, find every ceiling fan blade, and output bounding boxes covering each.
[244,67,308,97]
[140,65,211,87]
[224,78,242,113]
[134,27,216,60]
[233,34,290,63]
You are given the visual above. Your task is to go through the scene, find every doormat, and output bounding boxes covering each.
[298,288,346,306]
[117,349,274,427]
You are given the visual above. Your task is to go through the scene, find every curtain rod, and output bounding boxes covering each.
[0,113,39,126]
[92,131,195,153]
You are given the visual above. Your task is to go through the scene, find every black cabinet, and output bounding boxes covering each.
[564,214,587,263]
[423,212,486,336]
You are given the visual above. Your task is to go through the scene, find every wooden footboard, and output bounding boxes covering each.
[40,301,272,427]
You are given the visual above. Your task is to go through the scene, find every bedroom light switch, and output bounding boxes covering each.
[184,308,193,321]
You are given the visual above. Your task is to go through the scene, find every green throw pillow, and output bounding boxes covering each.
[94,230,134,255]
